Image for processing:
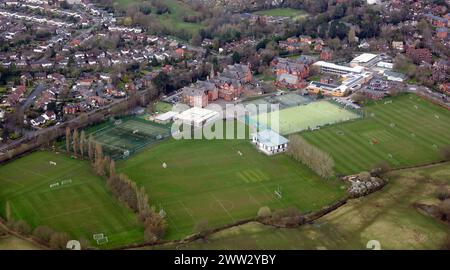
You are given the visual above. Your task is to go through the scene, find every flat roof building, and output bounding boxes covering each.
[313,61,365,75]
[251,129,289,155]
[175,107,220,127]
[350,53,380,67]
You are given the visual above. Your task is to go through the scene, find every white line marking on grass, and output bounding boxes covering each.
[40,203,109,221]
[210,192,235,223]
[178,201,196,223]
[0,175,25,188]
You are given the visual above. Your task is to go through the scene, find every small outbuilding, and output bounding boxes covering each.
[251,129,289,155]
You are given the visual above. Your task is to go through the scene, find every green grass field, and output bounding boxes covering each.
[114,0,203,34]
[301,94,450,175]
[153,101,173,113]
[254,8,308,19]
[252,100,361,135]
[0,151,143,248]
[118,138,346,240]
[153,162,450,250]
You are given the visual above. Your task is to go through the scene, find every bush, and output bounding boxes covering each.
[12,220,32,236]
[371,161,391,175]
[33,226,55,243]
[49,232,70,250]
[440,146,450,161]
[436,187,450,201]
[257,206,272,218]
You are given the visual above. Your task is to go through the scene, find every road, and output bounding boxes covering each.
[407,84,450,109]
[21,84,46,110]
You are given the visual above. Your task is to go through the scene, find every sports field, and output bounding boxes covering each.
[87,117,170,159]
[0,151,144,248]
[154,162,450,250]
[301,94,450,175]
[118,137,346,240]
[251,100,361,135]
[254,8,309,20]
[114,0,203,34]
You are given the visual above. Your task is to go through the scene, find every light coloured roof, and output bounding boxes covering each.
[175,107,219,124]
[351,53,378,63]
[313,61,364,74]
[251,129,289,147]
[155,111,179,121]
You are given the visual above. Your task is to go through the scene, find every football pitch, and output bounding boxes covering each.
[0,151,144,248]
[301,94,450,175]
[251,100,361,135]
[118,138,346,240]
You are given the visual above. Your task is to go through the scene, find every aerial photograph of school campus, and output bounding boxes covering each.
[0,0,449,251]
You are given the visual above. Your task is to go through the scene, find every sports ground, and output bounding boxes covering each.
[86,117,170,159]
[301,94,450,175]
[159,162,450,250]
[249,100,361,135]
[0,151,144,248]
[117,138,346,240]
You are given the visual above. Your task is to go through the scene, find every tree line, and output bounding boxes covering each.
[65,127,167,243]
[286,135,335,179]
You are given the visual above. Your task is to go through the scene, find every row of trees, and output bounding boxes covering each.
[287,135,335,179]
[88,142,167,243]
[4,207,87,249]
[65,126,167,243]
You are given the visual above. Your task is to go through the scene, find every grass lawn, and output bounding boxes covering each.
[253,100,361,135]
[153,101,173,114]
[254,8,308,19]
[154,162,450,250]
[300,94,450,175]
[0,151,144,248]
[0,235,42,250]
[114,0,203,35]
[118,138,346,240]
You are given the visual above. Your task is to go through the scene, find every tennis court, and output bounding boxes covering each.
[88,117,171,159]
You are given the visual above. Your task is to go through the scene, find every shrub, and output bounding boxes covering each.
[257,206,272,218]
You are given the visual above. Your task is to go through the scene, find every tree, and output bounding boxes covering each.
[144,211,167,241]
[257,206,271,218]
[348,28,357,44]
[152,72,170,94]
[65,127,71,155]
[33,226,55,243]
[232,51,241,64]
[72,129,79,157]
[79,130,86,160]
[13,220,31,236]
[49,232,70,249]
[94,143,104,175]
[286,135,334,179]
[439,146,450,161]
[88,135,94,161]
[439,199,450,222]
[5,201,11,222]
[109,159,116,179]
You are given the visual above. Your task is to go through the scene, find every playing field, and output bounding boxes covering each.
[254,8,309,20]
[250,100,361,135]
[87,117,170,160]
[300,94,450,175]
[118,138,346,240]
[153,162,450,250]
[114,0,203,34]
[0,151,143,248]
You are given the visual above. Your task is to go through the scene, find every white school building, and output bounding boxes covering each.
[251,129,289,155]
